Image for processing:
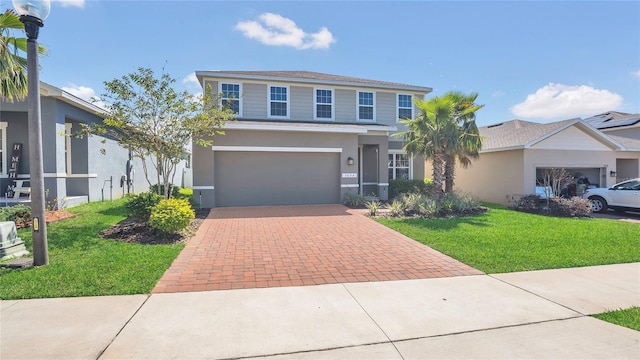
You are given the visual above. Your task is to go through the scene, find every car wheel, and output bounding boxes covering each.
[589,196,608,213]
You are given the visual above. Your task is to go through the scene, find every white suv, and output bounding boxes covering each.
[583,178,640,213]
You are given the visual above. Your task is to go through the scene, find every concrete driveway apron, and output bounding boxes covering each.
[153,205,482,293]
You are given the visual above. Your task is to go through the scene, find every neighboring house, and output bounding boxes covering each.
[584,111,640,181]
[0,82,186,207]
[451,118,640,206]
[191,71,432,207]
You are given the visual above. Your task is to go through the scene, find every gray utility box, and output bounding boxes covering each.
[0,221,29,261]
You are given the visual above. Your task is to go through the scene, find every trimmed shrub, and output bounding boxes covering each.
[513,194,541,213]
[0,204,32,226]
[512,194,592,217]
[126,192,162,221]
[548,197,592,217]
[149,198,195,233]
[175,188,199,210]
[389,179,434,199]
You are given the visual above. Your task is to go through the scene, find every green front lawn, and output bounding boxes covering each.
[377,204,640,273]
[593,307,640,331]
[0,200,184,300]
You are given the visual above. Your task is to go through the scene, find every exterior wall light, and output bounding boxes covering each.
[610,171,617,177]
[347,157,354,165]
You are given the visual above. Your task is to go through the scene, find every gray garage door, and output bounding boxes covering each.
[214,151,341,207]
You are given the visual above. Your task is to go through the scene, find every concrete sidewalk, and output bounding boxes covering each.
[2,263,639,359]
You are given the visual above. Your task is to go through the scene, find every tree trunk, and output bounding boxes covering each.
[444,155,455,193]
[431,152,445,200]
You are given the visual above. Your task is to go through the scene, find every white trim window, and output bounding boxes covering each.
[388,152,411,180]
[357,91,375,121]
[314,88,334,120]
[65,122,72,174]
[397,94,413,122]
[220,83,241,115]
[0,122,6,175]
[268,85,289,119]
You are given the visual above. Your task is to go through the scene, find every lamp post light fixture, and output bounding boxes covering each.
[12,0,51,266]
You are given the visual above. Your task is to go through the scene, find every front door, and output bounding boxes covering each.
[360,145,379,197]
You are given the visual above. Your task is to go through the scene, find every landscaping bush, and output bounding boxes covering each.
[366,200,380,216]
[512,194,541,213]
[126,192,162,221]
[512,194,592,218]
[343,193,367,208]
[384,191,480,218]
[149,198,195,233]
[547,197,592,217]
[417,197,438,217]
[0,204,32,226]
[389,179,434,199]
[387,199,406,217]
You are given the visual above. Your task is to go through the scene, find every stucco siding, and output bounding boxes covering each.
[242,83,267,119]
[453,150,525,205]
[290,86,313,121]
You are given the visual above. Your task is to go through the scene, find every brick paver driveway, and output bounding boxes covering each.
[153,205,482,293]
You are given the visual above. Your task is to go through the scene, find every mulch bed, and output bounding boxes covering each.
[99,209,210,245]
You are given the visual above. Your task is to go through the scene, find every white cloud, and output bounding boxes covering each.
[61,84,107,109]
[632,70,640,78]
[511,83,623,119]
[51,0,85,8]
[235,13,335,50]
[492,90,505,98]
[182,72,199,88]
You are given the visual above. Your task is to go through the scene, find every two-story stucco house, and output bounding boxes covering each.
[191,71,432,207]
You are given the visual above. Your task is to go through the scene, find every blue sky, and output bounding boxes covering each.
[13,0,640,127]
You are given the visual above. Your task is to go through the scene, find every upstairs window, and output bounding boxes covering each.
[221,83,241,114]
[358,91,375,121]
[269,86,288,118]
[398,94,413,121]
[315,89,334,120]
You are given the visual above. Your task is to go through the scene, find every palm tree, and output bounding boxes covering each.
[0,9,47,102]
[442,91,483,193]
[397,96,457,199]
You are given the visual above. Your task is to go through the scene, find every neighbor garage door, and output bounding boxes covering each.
[214,151,341,207]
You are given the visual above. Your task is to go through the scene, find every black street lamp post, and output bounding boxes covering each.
[12,0,51,266]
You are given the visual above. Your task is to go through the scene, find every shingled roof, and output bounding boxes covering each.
[195,70,432,92]
[479,119,575,151]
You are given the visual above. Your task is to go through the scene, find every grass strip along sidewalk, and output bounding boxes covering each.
[593,307,640,331]
[377,203,640,274]
[0,200,184,300]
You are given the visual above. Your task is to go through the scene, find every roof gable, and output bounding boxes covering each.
[531,125,612,151]
[480,119,622,152]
